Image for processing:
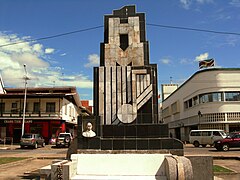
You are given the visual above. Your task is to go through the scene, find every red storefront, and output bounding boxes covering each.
[3,119,66,143]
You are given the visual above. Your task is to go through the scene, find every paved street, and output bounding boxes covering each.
[0,144,240,179]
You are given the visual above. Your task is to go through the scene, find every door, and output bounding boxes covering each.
[13,128,22,143]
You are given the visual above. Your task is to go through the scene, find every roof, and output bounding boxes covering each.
[163,68,240,102]
[1,86,83,109]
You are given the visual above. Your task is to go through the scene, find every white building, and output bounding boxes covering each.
[162,68,240,141]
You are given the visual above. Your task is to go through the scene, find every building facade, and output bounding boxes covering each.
[0,86,87,143]
[162,68,240,141]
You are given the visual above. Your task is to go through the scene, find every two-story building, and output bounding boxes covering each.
[0,85,89,143]
[162,68,240,142]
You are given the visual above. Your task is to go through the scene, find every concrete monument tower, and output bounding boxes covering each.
[77,5,182,153]
[94,5,158,125]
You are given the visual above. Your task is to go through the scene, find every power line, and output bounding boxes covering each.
[0,23,240,48]
[147,23,240,36]
[0,25,103,48]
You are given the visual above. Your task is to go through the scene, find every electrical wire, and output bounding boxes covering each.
[147,23,240,36]
[0,25,103,48]
[0,23,240,48]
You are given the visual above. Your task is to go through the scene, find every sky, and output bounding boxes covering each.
[0,0,240,101]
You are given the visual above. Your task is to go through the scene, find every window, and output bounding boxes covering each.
[11,102,18,113]
[46,102,55,112]
[202,131,211,136]
[200,92,223,103]
[193,96,198,105]
[225,92,240,101]
[190,131,200,136]
[0,103,5,113]
[33,102,40,113]
[12,102,17,108]
[212,93,223,102]
[119,34,129,51]
[188,99,192,108]
[213,131,220,136]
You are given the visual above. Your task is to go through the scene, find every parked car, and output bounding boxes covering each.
[56,132,73,147]
[20,133,45,149]
[214,132,240,151]
[189,129,227,147]
[49,137,57,145]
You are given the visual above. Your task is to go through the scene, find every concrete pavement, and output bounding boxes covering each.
[1,143,240,179]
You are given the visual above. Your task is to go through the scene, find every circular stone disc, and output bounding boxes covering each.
[117,104,137,124]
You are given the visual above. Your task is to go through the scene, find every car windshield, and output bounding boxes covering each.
[22,134,32,138]
[58,134,69,138]
[219,131,226,137]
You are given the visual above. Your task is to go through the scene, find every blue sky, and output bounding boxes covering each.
[0,0,240,101]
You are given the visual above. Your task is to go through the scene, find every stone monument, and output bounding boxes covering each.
[77,5,183,153]
[40,6,213,180]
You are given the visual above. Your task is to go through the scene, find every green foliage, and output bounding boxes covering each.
[213,165,233,173]
[0,157,28,165]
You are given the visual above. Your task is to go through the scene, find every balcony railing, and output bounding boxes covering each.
[0,111,61,118]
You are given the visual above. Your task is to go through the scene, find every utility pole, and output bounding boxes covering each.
[22,64,29,136]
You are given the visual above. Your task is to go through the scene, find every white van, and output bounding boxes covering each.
[189,129,227,147]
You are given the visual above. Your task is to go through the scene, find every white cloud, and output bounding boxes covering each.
[180,0,214,9]
[60,53,67,56]
[45,48,55,54]
[160,58,171,64]
[195,52,209,61]
[230,0,240,7]
[0,32,93,89]
[180,58,193,64]
[180,0,192,9]
[84,54,100,68]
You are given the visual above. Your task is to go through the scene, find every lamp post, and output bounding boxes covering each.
[21,64,29,136]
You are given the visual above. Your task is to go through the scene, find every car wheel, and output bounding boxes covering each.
[34,143,38,149]
[42,142,45,147]
[20,145,24,149]
[193,141,200,147]
[222,144,229,151]
[64,137,70,143]
[201,144,207,147]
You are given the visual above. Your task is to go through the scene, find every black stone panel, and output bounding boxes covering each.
[113,126,124,138]
[87,137,101,149]
[101,139,113,150]
[102,125,113,138]
[136,139,148,150]
[148,125,161,138]
[125,125,137,137]
[124,139,137,150]
[149,139,161,150]
[161,138,174,149]
[113,139,124,150]
[136,125,148,138]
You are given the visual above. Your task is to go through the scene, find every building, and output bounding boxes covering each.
[0,86,89,143]
[162,68,240,142]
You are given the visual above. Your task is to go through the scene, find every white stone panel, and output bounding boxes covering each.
[122,67,127,104]
[117,66,122,110]
[112,66,117,122]
[105,67,111,124]
[127,66,132,103]
[137,84,153,105]
[98,67,105,124]
[136,75,140,97]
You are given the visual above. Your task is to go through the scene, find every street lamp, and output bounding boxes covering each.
[21,64,30,136]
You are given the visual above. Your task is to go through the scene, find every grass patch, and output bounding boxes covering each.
[213,165,234,173]
[0,157,28,165]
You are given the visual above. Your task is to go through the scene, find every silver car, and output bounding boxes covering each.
[20,133,45,149]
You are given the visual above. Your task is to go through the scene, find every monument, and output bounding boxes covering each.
[77,5,183,153]
[40,6,213,180]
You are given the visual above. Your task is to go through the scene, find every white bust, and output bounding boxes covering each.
[82,122,96,138]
